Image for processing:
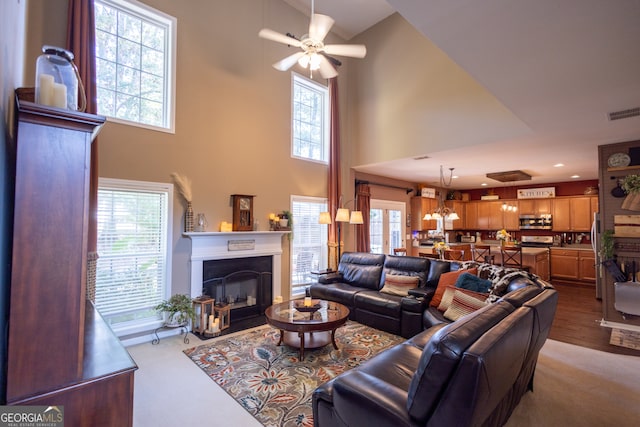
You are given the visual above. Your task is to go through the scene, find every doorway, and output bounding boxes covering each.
[369,199,406,255]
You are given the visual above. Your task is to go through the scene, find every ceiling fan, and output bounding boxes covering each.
[258,2,366,78]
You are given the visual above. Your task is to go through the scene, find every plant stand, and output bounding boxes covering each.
[152,323,189,345]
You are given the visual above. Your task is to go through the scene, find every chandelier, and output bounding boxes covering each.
[423,165,460,221]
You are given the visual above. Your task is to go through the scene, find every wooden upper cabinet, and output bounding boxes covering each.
[552,196,596,231]
[410,197,437,231]
[552,198,571,230]
[465,201,479,229]
[477,201,504,230]
[503,206,519,230]
[519,199,551,215]
[570,197,593,231]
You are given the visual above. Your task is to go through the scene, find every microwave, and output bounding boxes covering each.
[519,214,552,230]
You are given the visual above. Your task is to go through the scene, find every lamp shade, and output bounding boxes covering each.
[318,211,332,224]
[349,210,364,224]
[448,212,460,220]
[335,208,350,222]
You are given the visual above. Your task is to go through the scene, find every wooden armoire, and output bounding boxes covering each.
[6,90,137,426]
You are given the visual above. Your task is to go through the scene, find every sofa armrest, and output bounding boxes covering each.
[318,272,343,284]
[408,287,435,301]
[331,370,413,427]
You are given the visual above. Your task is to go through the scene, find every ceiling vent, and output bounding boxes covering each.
[486,170,532,183]
[608,107,640,121]
[413,155,430,160]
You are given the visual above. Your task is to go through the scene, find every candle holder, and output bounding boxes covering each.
[192,296,215,335]
[214,304,231,330]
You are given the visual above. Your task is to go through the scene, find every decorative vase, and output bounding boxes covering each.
[185,201,194,232]
[279,218,289,227]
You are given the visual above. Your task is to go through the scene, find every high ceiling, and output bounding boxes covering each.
[284,0,640,190]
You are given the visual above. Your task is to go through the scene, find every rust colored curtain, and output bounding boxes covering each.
[355,183,371,252]
[67,0,98,251]
[328,78,341,270]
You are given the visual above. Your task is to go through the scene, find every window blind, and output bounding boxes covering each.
[291,197,328,296]
[95,181,170,329]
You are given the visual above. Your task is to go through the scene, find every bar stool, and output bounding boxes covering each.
[472,244,493,264]
[444,249,465,261]
[500,245,530,272]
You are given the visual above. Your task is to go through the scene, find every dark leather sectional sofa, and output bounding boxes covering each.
[310,252,558,427]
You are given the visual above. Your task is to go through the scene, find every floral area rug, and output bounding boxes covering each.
[183,321,405,426]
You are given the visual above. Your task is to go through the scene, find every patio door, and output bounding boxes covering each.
[369,199,406,255]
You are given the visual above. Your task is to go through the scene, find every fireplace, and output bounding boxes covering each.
[185,231,288,325]
[202,256,272,321]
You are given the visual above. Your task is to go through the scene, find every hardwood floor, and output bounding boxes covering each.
[549,281,639,356]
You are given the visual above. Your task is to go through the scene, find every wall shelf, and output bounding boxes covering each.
[607,165,640,172]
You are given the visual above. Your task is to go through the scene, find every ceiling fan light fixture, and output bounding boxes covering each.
[309,53,322,70]
[298,54,311,68]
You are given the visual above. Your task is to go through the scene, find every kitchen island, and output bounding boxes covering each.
[417,242,550,281]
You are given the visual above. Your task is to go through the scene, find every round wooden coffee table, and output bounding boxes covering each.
[265,299,349,360]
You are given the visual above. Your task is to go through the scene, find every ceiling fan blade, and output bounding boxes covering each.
[259,28,302,47]
[324,44,367,58]
[317,55,338,79]
[309,14,334,42]
[273,52,306,71]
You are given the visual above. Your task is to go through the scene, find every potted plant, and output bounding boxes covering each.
[155,294,196,327]
[279,210,292,228]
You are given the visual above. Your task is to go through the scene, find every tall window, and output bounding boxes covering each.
[94,0,176,132]
[291,196,328,297]
[95,178,173,336]
[292,73,329,163]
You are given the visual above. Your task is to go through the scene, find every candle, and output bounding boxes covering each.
[208,314,214,331]
[52,82,67,108]
[274,296,283,304]
[38,74,54,106]
[213,318,220,332]
[304,297,312,307]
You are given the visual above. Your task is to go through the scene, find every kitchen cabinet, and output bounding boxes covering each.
[550,247,595,282]
[533,250,550,281]
[502,203,520,231]
[578,251,596,283]
[410,197,437,231]
[550,248,580,280]
[518,199,551,215]
[552,196,596,232]
[465,202,479,229]
[477,201,504,230]
[445,200,465,229]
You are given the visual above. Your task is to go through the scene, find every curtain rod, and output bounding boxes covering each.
[356,180,415,195]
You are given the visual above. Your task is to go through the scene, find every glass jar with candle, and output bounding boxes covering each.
[35,45,86,111]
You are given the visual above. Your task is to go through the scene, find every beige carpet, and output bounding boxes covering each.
[506,339,640,427]
[128,333,640,427]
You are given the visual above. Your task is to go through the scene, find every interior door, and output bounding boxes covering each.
[369,199,406,254]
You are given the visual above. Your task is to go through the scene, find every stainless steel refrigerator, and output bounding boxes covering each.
[591,212,603,299]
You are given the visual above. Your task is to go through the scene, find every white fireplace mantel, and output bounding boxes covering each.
[184,231,289,299]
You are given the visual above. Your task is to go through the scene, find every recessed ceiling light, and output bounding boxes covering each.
[554,163,564,167]
[481,183,488,186]
[452,175,459,179]
[571,174,580,179]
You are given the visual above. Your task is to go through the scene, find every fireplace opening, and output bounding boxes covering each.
[202,256,272,323]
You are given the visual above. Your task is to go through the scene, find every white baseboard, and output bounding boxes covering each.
[599,319,640,333]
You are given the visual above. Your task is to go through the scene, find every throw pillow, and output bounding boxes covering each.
[443,290,488,321]
[380,274,420,296]
[430,268,478,307]
[437,286,488,312]
[455,272,493,294]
